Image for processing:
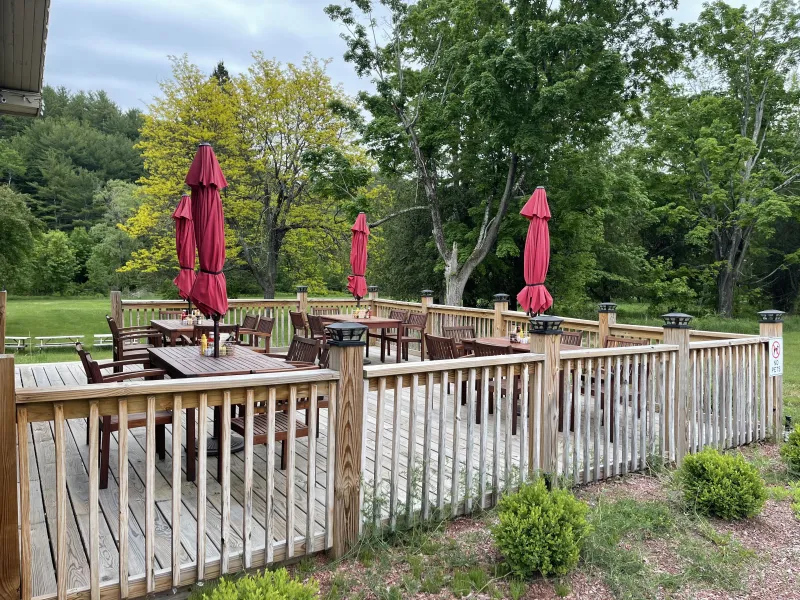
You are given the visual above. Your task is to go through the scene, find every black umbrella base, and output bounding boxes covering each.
[203,434,245,456]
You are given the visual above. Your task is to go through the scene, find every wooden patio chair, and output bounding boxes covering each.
[442,325,476,356]
[264,335,320,364]
[425,334,459,360]
[311,306,340,315]
[306,314,329,345]
[75,343,174,489]
[249,316,274,352]
[158,310,184,320]
[366,309,408,361]
[230,411,309,471]
[289,310,308,337]
[473,341,522,431]
[603,335,649,348]
[384,312,429,362]
[106,315,163,370]
[561,331,584,347]
[238,313,259,345]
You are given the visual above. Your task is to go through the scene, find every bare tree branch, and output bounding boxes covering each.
[368,205,428,227]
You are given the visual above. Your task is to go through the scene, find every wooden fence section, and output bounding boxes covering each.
[428,305,495,339]
[361,353,544,528]
[13,370,339,600]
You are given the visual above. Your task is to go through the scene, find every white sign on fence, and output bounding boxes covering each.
[769,337,783,377]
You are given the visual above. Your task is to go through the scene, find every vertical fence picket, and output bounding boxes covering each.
[604,356,612,478]
[493,365,502,504]
[88,402,99,600]
[306,385,317,551]
[451,370,462,513]
[632,355,639,468]
[479,368,489,508]
[265,388,276,564]
[614,356,622,475]
[244,389,255,568]
[422,373,434,520]
[639,354,647,470]
[622,356,630,475]
[285,386,296,558]
[221,390,232,571]
[562,361,573,480]
[438,371,449,513]
[465,369,476,514]
[171,395,182,587]
[390,377,402,530]
[145,396,155,593]
[374,377,386,526]
[573,360,582,483]
[406,375,419,524]
[196,394,207,580]
[594,356,602,480]
[17,408,31,600]
[520,364,529,483]
[504,365,513,489]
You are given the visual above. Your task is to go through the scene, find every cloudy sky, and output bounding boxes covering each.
[44,0,760,111]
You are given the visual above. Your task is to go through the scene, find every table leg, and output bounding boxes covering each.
[187,407,196,482]
[397,323,404,364]
[170,332,178,346]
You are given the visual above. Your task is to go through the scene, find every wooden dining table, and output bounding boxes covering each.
[150,318,214,346]
[147,345,298,480]
[321,314,406,363]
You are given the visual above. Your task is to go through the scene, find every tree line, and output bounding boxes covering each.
[0,0,797,318]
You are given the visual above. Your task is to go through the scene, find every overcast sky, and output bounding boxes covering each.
[43,0,761,111]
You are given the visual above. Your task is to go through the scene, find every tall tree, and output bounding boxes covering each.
[327,0,678,304]
[126,54,362,297]
[639,0,800,316]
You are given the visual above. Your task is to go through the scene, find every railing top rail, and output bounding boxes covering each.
[308,297,359,303]
[608,323,664,335]
[560,344,679,359]
[500,311,601,327]
[429,304,494,315]
[689,330,757,340]
[121,298,298,307]
[15,369,340,404]
[363,352,545,378]
[689,337,767,350]
[372,299,423,307]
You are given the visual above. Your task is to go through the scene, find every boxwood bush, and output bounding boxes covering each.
[492,478,590,577]
[679,448,766,520]
[200,569,317,600]
[780,424,800,477]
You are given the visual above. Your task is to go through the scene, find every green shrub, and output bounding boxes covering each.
[199,569,317,600]
[780,425,800,477]
[679,448,767,520]
[492,478,590,577]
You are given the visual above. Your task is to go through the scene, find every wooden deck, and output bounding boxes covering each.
[16,353,531,598]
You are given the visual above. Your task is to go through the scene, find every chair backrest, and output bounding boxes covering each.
[312,306,340,315]
[603,335,649,348]
[473,341,512,357]
[442,326,476,342]
[286,336,320,363]
[75,342,108,384]
[307,314,327,337]
[406,312,428,330]
[424,334,459,360]
[319,344,330,369]
[106,315,120,338]
[388,309,409,323]
[190,323,240,343]
[256,316,275,335]
[289,311,306,332]
[241,313,258,330]
[159,310,183,320]
[561,331,584,346]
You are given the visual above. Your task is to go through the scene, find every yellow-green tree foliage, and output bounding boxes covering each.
[123,53,362,296]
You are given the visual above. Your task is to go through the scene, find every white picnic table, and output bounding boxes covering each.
[34,335,84,349]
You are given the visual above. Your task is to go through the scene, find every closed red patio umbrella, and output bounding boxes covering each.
[347,212,369,305]
[187,143,228,357]
[516,186,553,316]
[172,194,195,305]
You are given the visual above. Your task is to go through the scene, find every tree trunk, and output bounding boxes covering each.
[717,267,735,318]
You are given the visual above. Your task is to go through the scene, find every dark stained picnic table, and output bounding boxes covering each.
[147,345,298,481]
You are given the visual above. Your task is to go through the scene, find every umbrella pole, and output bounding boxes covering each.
[187,299,192,312]
[213,314,220,358]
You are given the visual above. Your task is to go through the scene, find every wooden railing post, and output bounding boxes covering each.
[0,354,19,600]
[662,312,692,465]
[367,286,378,316]
[110,290,122,327]
[529,316,562,478]
[0,290,6,348]
[328,323,367,559]
[421,290,433,335]
[759,309,785,440]
[493,294,509,338]
[296,286,308,314]
[598,302,617,348]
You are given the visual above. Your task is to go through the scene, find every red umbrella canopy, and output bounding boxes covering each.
[172,194,195,300]
[347,212,370,300]
[186,143,229,317]
[516,187,553,315]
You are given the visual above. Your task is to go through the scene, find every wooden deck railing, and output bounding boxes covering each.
[10,370,338,600]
